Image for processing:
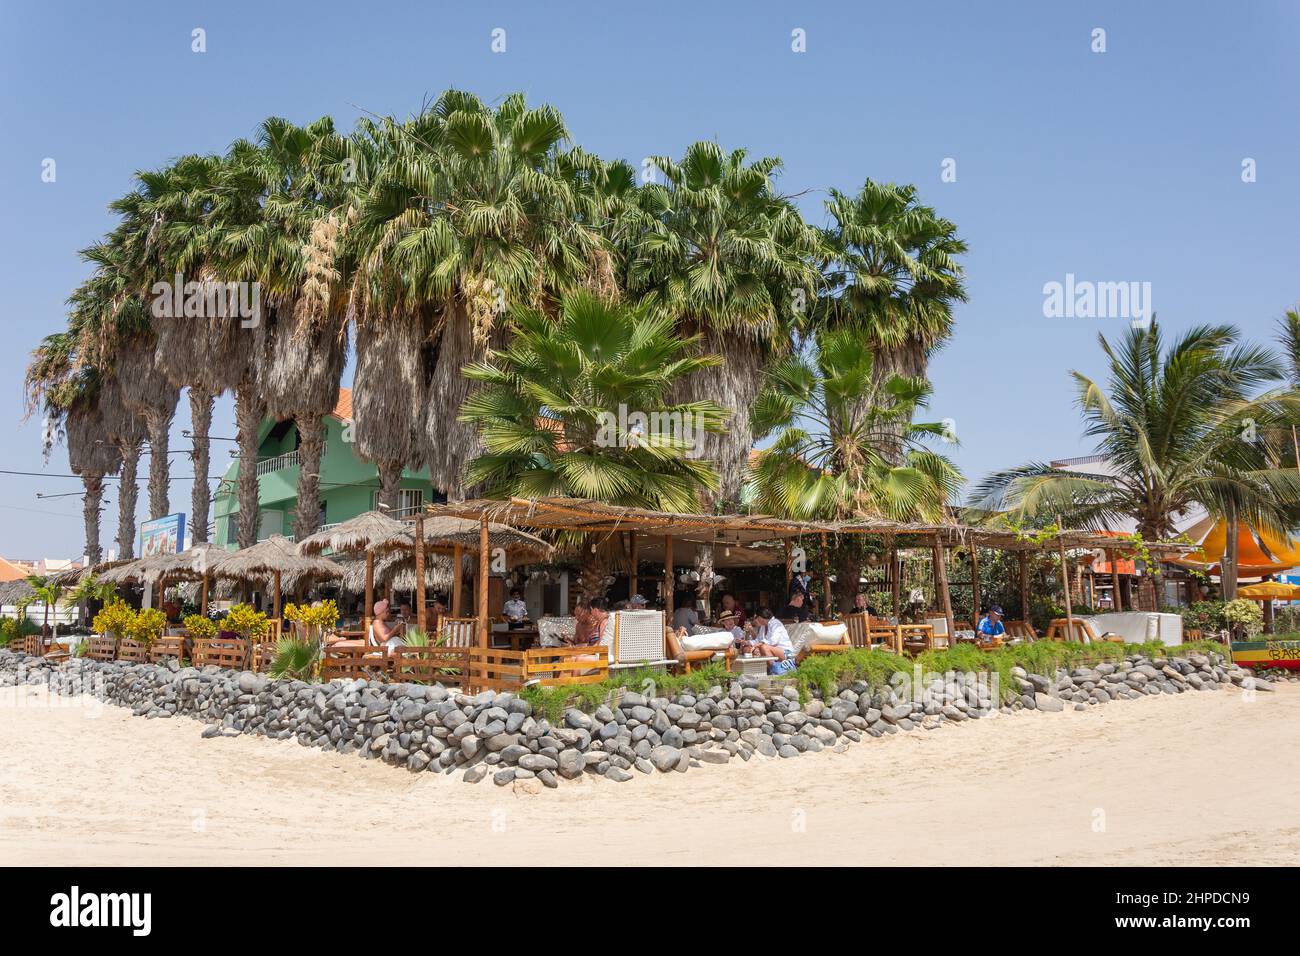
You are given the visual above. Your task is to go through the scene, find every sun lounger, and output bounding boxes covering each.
[665,626,734,673]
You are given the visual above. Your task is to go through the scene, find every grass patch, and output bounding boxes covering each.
[520,662,732,723]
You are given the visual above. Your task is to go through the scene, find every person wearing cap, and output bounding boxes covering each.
[369,599,407,649]
[977,605,1006,642]
[628,593,649,609]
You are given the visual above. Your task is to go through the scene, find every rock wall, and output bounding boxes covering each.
[0,649,1283,792]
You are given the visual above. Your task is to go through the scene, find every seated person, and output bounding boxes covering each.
[627,593,649,610]
[569,596,610,646]
[716,592,747,629]
[503,588,530,626]
[671,596,700,631]
[780,589,813,623]
[715,609,744,643]
[851,593,879,616]
[368,599,407,649]
[739,607,797,675]
[976,604,1006,642]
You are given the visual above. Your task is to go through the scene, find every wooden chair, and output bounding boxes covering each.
[439,616,478,648]
[844,612,871,648]
[116,639,149,664]
[1004,619,1038,641]
[390,645,470,688]
[86,635,117,662]
[192,637,249,669]
[320,644,390,682]
[664,627,734,674]
[898,623,935,655]
[523,645,609,687]
[1045,618,1099,643]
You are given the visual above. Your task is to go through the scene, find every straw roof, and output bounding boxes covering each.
[98,558,151,585]
[336,552,455,595]
[296,510,411,556]
[0,579,35,606]
[406,515,552,557]
[137,543,231,585]
[216,535,342,583]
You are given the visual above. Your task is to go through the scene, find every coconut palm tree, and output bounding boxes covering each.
[974,322,1300,599]
[625,142,823,505]
[460,291,726,598]
[23,575,64,636]
[749,327,963,610]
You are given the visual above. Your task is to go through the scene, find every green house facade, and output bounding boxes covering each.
[212,388,438,546]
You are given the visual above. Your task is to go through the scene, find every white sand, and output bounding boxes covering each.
[2,681,1296,866]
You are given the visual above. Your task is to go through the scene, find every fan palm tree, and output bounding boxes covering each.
[626,141,824,504]
[974,322,1300,599]
[749,327,963,610]
[348,92,605,502]
[820,180,967,460]
[460,291,726,598]
[23,575,64,636]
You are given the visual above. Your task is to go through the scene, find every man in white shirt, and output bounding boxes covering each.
[503,589,529,623]
[744,607,796,675]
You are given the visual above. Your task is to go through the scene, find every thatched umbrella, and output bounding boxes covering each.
[98,558,150,586]
[337,552,455,596]
[297,510,409,635]
[135,542,231,615]
[214,535,341,620]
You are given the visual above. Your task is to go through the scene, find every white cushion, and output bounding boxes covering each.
[679,630,734,652]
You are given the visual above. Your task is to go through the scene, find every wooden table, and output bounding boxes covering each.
[897,623,935,653]
[492,627,538,652]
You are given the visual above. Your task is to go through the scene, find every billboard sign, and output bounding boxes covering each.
[140,513,186,558]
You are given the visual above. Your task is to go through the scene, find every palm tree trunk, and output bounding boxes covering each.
[672,330,768,506]
[693,545,715,618]
[377,461,404,512]
[833,542,863,615]
[870,339,928,463]
[423,305,485,498]
[1222,507,1239,602]
[575,535,610,603]
[146,409,172,520]
[293,413,325,540]
[82,474,103,565]
[116,438,140,559]
[188,390,213,543]
[235,380,263,549]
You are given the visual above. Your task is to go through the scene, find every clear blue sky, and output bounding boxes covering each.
[2,0,1298,558]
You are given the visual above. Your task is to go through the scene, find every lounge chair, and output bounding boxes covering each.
[438,616,478,648]
[664,626,733,674]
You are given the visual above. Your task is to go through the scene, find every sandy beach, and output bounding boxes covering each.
[2,681,1296,867]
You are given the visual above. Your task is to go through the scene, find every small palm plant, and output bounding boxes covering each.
[269,638,319,681]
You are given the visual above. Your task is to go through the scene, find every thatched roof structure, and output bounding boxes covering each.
[336,552,455,595]
[214,535,342,584]
[137,543,230,585]
[296,510,410,556]
[406,516,552,558]
[98,558,150,585]
[0,579,35,606]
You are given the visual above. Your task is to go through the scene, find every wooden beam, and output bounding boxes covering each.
[272,569,281,622]
[478,513,490,648]
[820,531,831,616]
[664,535,674,617]
[1018,551,1029,623]
[628,531,638,600]
[970,545,981,629]
[415,513,427,634]
[889,538,900,622]
[451,543,464,617]
[784,537,793,592]
[932,538,954,641]
[200,574,209,617]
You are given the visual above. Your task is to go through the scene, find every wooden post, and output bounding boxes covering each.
[784,537,793,592]
[478,513,490,648]
[1108,548,1122,612]
[1059,536,1076,641]
[820,531,832,617]
[414,513,427,634]
[931,538,954,641]
[628,532,638,600]
[889,538,901,622]
[200,574,209,617]
[664,535,674,617]
[970,545,981,629]
[1018,550,1030,623]
[451,543,464,616]
[1264,597,1275,634]
[364,551,374,639]
[272,569,281,622]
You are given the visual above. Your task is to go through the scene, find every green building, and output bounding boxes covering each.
[213,388,438,546]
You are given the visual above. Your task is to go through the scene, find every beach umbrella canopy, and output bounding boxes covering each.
[97,558,150,585]
[1169,514,1300,575]
[1236,581,1300,600]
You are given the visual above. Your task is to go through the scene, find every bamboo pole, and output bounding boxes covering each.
[889,538,900,623]
[664,535,674,617]
[970,545,981,629]
[272,569,281,623]
[931,538,954,642]
[478,513,489,648]
[415,513,427,634]
[451,543,463,616]
[200,574,209,617]
[784,537,792,592]
[820,531,831,617]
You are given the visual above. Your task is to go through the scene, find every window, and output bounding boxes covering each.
[371,488,424,517]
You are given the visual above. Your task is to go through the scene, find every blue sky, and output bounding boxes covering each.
[2,0,1298,558]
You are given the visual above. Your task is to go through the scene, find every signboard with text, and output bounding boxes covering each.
[140,513,186,558]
